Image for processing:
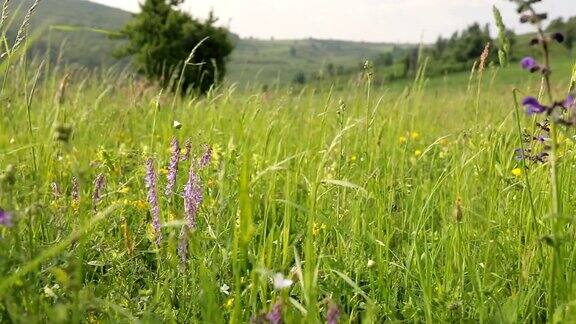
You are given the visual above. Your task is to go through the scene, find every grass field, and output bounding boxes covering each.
[1,45,576,323]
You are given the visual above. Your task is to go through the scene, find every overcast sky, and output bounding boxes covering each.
[89,0,576,43]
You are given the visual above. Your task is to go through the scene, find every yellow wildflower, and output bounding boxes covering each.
[512,168,522,177]
[399,136,407,144]
[313,222,327,236]
[224,297,235,309]
[414,150,422,157]
[134,200,148,211]
[118,187,130,194]
[350,155,357,162]
[410,131,419,140]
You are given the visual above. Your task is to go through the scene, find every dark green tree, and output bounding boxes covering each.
[115,0,233,94]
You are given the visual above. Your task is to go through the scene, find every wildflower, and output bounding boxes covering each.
[165,137,180,197]
[520,57,539,72]
[183,164,203,229]
[92,173,106,211]
[512,168,523,177]
[51,182,61,199]
[198,145,212,169]
[71,176,80,210]
[220,283,230,295]
[313,222,327,236]
[118,187,130,194]
[173,120,182,129]
[181,138,192,161]
[134,200,148,211]
[399,136,407,144]
[522,97,546,115]
[414,150,422,156]
[145,158,162,246]
[410,131,419,140]
[367,259,376,268]
[327,302,341,324]
[272,273,293,290]
[177,225,189,263]
[563,95,575,109]
[0,209,13,227]
[224,297,235,309]
[265,302,282,324]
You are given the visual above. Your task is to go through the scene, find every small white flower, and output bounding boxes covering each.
[272,273,293,290]
[220,283,230,295]
[367,259,376,268]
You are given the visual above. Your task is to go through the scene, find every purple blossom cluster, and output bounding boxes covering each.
[72,176,80,206]
[0,209,12,227]
[512,0,575,165]
[165,137,180,197]
[198,145,212,169]
[92,173,106,211]
[183,164,203,229]
[145,158,162,246]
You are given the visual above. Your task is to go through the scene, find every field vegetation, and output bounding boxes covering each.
[2,0,576,323]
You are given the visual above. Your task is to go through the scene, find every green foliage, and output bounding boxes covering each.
[115,0,233,94]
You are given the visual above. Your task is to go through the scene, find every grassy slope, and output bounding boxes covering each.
[16,0,402,85]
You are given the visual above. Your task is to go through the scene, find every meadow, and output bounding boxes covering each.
[1,40,576,323]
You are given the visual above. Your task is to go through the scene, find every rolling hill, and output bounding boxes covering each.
[10,0,401,85]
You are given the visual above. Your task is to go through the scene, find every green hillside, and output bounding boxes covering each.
[13,0,405,85]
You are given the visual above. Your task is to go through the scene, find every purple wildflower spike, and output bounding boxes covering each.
[563,95,575,108]
[145,158,162,246]
[181,138,192,161]
[165,137,180,197]
[178,225,189,263]
[198,145,212,169]
[265,302,282,324]
[51,182,61,199]
[72,176,80,206]
[520,57,538,72]
[92,173,106,211]
[327,302,340,324]
[0,209,13,227]
[183,164,203,229]
[522,97,546,115]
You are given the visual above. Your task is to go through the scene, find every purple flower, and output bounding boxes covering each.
[522,96,546,114]
[265,302,282,324]
[51,182,61,199]
[165,137,180,197]
[92,173,106,211]
[563,95,575,108]
[0,209,13,227]
[181,138,192,161]
[72,176,80,206]
[520,57,538,71]
[178,225,189,263]
[514,148,525,161]
[183,164,203,229]
[145,158,162,246]
[327,302,340,324]
[198,145,212,169]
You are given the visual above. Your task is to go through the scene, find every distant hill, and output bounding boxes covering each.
[11,0,404,85]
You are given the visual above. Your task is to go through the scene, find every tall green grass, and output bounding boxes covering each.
[1,30,576,322]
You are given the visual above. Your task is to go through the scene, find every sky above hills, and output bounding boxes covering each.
[89,0,576,43]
